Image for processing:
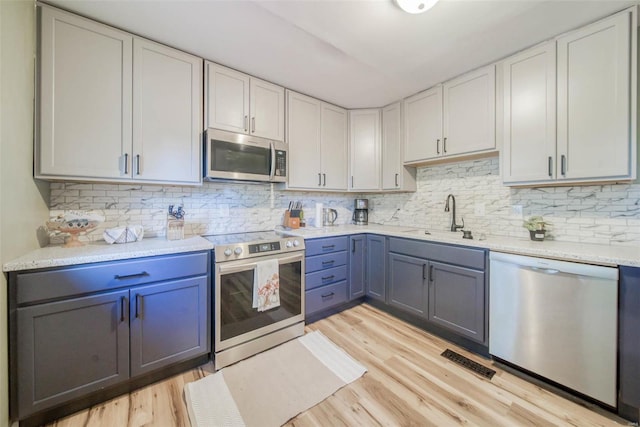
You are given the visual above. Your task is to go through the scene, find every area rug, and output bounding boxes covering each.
[184,331,367,427]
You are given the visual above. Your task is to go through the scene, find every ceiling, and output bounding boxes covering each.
[47,0,636,109]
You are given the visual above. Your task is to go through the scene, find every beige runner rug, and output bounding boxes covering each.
[184,331,367,427]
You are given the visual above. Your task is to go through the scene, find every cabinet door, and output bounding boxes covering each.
[133,38,202,184]
[286,91,322,189]
[130,276,209,377]
[557,11,634,181]
[502,42,556,184]
[388,253,427,316]
[17,290,129,417]
[428,261,485,343]
[349,235,366,299]
[366,235,387,301]
[38,6,132,180]
[403,87,442,162]
[620,266,640,414]
[250,78,285,141]
[349,109,381,191]
[382,102,402,189]
[443,65,496,156]
[206,63,250,134]
[321,103,348,190]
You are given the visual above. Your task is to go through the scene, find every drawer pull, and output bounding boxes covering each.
[135,294,141,318]
[114,271,149,280]
[322,275,335,281]
[321,260,335,266]
[321,244,335,250]
[321,292,335,299]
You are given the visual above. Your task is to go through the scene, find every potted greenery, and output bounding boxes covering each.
[523,216,550,241]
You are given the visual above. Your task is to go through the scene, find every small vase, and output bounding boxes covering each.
[529,229,546,241]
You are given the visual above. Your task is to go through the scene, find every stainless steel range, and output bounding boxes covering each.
[204,231,305,370]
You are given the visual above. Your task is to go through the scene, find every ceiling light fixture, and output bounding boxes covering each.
[394,0,439,14]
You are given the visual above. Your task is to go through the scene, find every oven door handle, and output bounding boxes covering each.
[217,254,303,274]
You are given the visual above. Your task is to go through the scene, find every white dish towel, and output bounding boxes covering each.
[253,259,280,312]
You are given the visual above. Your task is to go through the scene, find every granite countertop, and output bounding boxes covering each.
[280,224,640,267]
[2,236,214,272]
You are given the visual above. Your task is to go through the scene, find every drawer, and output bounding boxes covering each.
[16,251,209,305]
[305,251,347,273]
[306,281,348,316]
[306,265,347,291]
[389,238,485,270]
[305,236,348,257]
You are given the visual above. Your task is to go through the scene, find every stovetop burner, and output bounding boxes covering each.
[203,230,304,261]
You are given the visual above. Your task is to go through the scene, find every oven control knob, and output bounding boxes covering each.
[234,247,243,255]
[293,240,300,247]
[286,241,293,248]
[223,248,232,257]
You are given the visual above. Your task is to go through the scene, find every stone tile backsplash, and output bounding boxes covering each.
[49,156,639,246]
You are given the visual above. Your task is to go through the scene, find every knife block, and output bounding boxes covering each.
[283,211,300,229]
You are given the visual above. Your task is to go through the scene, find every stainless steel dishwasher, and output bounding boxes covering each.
[489,252,618,406]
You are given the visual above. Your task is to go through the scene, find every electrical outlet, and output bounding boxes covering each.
[511,205,523,217]
[474,203,485,216]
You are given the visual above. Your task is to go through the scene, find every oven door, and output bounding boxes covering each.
[215,252,305,352]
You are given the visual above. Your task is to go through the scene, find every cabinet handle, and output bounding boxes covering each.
[322,260,335,266]
[352,239,356,252]
[321,292,335,299]
[321,275,335,281]
[395,173,399,187]
[135,294,141,318]
[443,137,447,154]
[429,265,434,282]
[548,156,553,177]
[351,176,354,188]
[114,271,149,280]
[124,153,129,174]
[120,296,126,322]
[318,173,322,186]
[436,139,440,154]
[251,117,256,133]
[244,115,248,132]
[323,173,326,186]
[322,244,335,250]
[561,154,566,176]
[136,154,141,175]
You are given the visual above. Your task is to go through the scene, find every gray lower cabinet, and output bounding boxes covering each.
[11,251,210,420]
[17,290,130,417]
[619,266,640,421]
[305,236,349,317]
[129,277,208,377]
[348,234,366,299]
[366,234,387,301]
[428,261,485,342]
[388,253,427,316]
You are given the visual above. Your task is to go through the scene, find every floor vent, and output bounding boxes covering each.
[441,349,496,380]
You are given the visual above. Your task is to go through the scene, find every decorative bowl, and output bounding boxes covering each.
[46,212,104,247]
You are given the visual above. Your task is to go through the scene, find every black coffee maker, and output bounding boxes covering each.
[353,199,369,225]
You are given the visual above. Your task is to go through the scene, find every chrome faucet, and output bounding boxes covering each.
[444,194,464,232]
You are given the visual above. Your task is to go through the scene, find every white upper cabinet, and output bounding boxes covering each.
[556,10,636,182]
[403,65,496,165]
[321,103,348,190]
[286,90,347,190]
[349,109,381,191]
[503,7,637,186]
[443,65,496,156]
[37,6,202,184]
[38,6,132,180]
[206,62,285,141]
[502,42,557,184]
[403,87,442,163]
[382,102,416,191]
[132,39,202,184]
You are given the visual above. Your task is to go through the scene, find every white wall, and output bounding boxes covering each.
[0,1,50,425]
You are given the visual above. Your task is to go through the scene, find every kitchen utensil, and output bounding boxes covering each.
[322,208,338,226]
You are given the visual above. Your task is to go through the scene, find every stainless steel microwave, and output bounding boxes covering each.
[204,128,287,183]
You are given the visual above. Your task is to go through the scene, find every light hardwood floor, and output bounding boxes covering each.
[47,304,629,426]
